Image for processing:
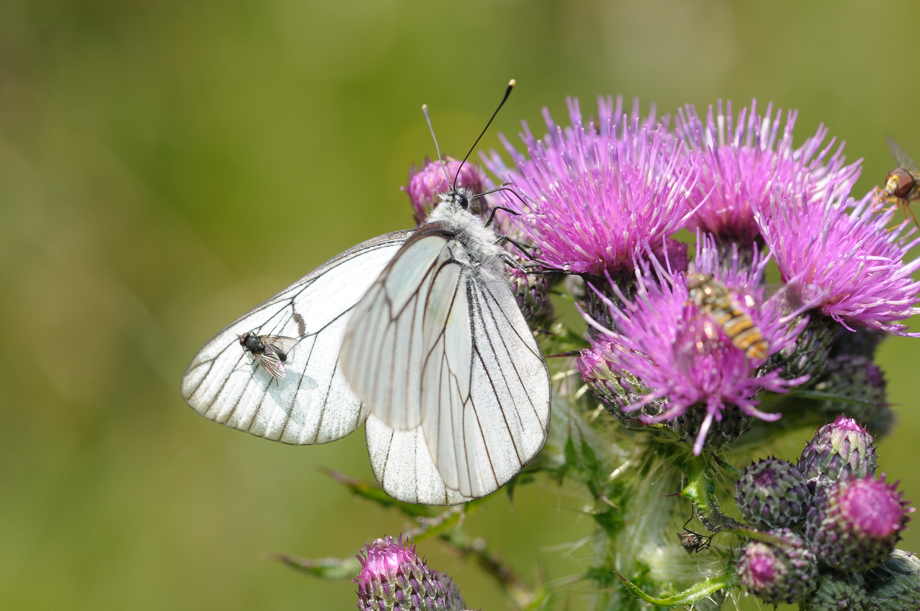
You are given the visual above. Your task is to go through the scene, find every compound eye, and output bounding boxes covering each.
[889,169,916,199]
[458,193,469,209]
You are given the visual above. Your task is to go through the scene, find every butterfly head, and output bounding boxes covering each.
[439,186,477,212]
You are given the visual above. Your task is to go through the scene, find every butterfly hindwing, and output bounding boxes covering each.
[180,230,410,445]
[364,414,472,506]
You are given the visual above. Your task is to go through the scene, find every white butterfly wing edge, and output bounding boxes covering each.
[180,230,410,446]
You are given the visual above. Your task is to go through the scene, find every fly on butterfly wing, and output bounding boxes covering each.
[181,230,411,446]
[881,136,920,226]
[685,273,768,361]
[239,332,298,380]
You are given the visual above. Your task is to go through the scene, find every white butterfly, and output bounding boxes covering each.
[340,186,551,500]
[181,85,551,504]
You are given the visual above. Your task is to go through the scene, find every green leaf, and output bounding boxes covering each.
[616,572,735,607]
[319,468,431,517]
[789,388,886,407]
[273,553,361,580]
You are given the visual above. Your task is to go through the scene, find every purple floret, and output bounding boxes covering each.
[484,96,699,276]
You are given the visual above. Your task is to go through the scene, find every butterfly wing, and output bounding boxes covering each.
[340,223,454,431]
[364,415,472,506]
[420,271,551,498]
[180,230,410,445]
[341,222,551,500]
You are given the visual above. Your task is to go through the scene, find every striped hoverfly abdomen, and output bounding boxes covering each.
[686,273,768,361]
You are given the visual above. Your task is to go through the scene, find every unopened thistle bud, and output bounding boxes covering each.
[735,458,810,529]
[798,415,878,488]
[805,476,913,572]
[810,353,893,437]
[355,536,465,611]
[864,549,920,610]
[736,528,818,605]
[803,570,868,611]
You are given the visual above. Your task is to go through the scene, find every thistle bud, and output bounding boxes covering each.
[668,404,753,450]
[509,264,553,326]
[576,346,667,429]
[805,477,913,572]
[810,353,892,436]
[735,458,810,529]
[736,528,818,605]
[803,570,868,611]
[798,415,878,488]
[355,536,465,611]
[776,315,836,380]
[864,549,920,610]
[829,327,884,360]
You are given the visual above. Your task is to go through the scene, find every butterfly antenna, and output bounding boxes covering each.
[454,79,516,189]
[422,104,453,185]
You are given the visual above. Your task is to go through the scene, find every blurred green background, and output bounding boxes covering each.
[2,1,920,609]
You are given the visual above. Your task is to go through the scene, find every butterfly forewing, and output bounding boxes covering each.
[341,226,455,431]
[181,231,410,445]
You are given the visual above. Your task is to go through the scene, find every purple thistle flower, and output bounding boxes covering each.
[757,184,920,336]
[736,528,819,605]
[404,157,488,226]
[355,536,465,611]
[580,238,807,454]
[806,476,914,572]
[675,100,860,243]
[483,97,700,277]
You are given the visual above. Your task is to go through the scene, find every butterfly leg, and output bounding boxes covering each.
[495,234,536,260]
[483,204,520,228]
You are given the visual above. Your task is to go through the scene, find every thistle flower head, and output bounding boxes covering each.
[581,239,807,454]
[798,414,878,486]
[736,528,818,605]
[404,157,488,226]
[483,96,699,277]
[805,476,914,572]
[355,536,465,611]
[675,99,860,243]
[757,185,920,336]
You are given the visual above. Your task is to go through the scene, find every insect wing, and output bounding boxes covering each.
[340,224,453,431]
[887,135,919,172]
[255,346,287,380]
[341,222,551,501]
[365,415,472,506]
[260,335,299,360]
[422,270,551,498]
[181,230,410,445]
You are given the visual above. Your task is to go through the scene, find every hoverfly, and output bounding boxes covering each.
[239,331,298,380]
[685,273,767,361]
[880,136,920,226]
